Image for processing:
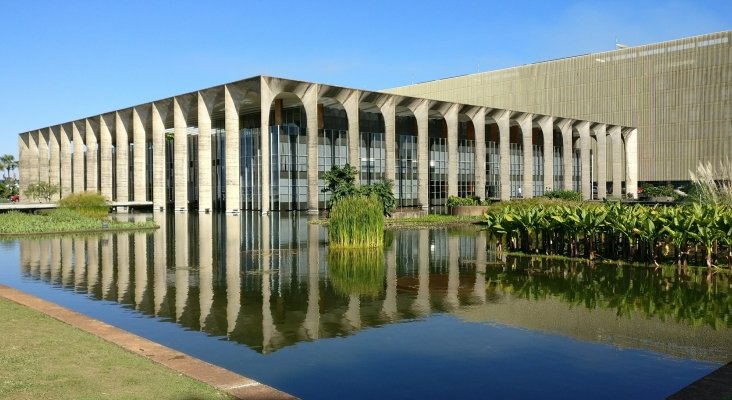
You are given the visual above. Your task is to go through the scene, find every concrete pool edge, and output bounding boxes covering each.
[0,284,297,400]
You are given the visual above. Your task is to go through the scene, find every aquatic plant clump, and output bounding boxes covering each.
[57,191,110,219]
[327,249,385,298]
[0,210,157,235]
[328,195,384,248]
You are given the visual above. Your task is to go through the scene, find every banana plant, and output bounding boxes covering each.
[688,203,722,269]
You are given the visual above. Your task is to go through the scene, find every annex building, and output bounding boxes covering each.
[389,31,731,185]
[17,75,637,213]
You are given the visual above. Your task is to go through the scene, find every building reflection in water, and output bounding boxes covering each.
[17,212,732,362]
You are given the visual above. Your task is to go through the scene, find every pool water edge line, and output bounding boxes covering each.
[0,284,297,400]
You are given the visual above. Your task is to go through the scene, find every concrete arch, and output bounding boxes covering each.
[394,103,420,207]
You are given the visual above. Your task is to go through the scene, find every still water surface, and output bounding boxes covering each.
[1,212,730,399]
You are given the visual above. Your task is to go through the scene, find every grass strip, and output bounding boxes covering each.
[0,297,231,400]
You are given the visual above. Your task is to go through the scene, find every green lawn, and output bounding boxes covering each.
[0,298,231,400]
[0,209,157,235]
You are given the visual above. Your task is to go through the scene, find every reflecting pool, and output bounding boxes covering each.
[1,212,730,399]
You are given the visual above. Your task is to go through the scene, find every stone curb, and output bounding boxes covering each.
[0,284,297,400]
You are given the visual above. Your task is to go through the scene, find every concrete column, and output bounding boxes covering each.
[133,107,147,201]
[173,98,188,211]
[115,112,129,204]
[85,119,98,192]
[174,213,189,321]
[496,111,511,200]
[560,119,574,192]
[197,92,214,212]
[49,127,60,201]
[225,214,241,335]
[18,133,29,201]
[153,212,168,316]
[446,235,459,310]
[303,84,319,212]
[260,78,273,213]
[445,104,459,198]
[39,239,50,282]
[134,231,148,310]
[117,233,130,303]
[344,90,360,171]
[37,130,49,185]
[474,233,487,304]
[151,102,167,211]
[414,100,429,209]
[381,97,397,183]
[539,116,554,192]
[101,233,113,300]
[99,116,113,201]
[86,237,99,294]
[61,238,73,287]
[28,131,39,188]
[304,223,320,339]
[60,237,74,287]
[199,214,214,329]
[413,229,430,315]
[577,121,591,200]
[382,236,397,321]
[72,121,85,193]
[73,239,86,289]
[224,86,240,213]
[518,113,534,198]
[59,126,73,198]
[260,214,279,352]
[472,109,486,200]
[593,124,607,199]
[609,126,622,197]
[50,238,61,284]
[625,128,638,198]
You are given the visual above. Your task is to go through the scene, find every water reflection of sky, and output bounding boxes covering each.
[0,212,728,399]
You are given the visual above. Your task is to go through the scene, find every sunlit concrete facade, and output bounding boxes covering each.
[388,31,731,184]
[18,76,636,212]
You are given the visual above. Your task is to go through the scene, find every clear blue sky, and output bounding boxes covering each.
[1,0,730,158]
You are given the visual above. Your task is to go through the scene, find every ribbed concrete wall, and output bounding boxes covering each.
[388,31,732,182]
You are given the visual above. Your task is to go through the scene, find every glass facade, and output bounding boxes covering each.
[396,134,418,207]
[553,146,563,190]
[485,140,499,199]
[532,144,544,196]
[317,129,348,208]
[359,132,385,185]
[240,128,261,211]
[458,139,475,198]
[270,125,307,211]
[509,143,522,198]
[428,138,447,206]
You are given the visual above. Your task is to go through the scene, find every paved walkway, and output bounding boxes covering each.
[668,362,732,399]
[0,285,296,400]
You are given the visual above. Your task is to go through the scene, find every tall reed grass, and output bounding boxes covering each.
[690,160,732,206]
[327,249,385,298]
[328,195,384,248]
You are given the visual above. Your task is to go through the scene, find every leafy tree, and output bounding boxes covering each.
[361,179,396,216]
[322,164,359,207]
[0,154,18,181]
[24,182,59,203]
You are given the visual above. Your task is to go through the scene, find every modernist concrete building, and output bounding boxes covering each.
[389,30,731,184]
[18,76,636,213]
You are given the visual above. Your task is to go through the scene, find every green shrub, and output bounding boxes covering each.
[329,194,384,248]
[446,195,489,207]
[57,192,109,219]
[542,189,582,202]
[642,183,677,199]
[24,181,59,202]
[361,179,396,216]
